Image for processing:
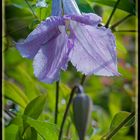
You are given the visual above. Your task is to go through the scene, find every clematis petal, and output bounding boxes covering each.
[16,16,64,59]
[69,21,120,76]
[64,13,102,26]
[61,27,76,70]
[62,0,81,15]
[52,0,62,16]
[33,26,69,83]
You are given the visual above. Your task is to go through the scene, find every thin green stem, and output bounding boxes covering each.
[105,0,121,28]
[110,14,132,30]
[58,86,77,140]
[24,0,37,18]
[55,81,59,124]
[80,75,86,86]
[101,112,135,140]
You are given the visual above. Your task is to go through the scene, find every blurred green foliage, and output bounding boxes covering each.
[3,0,137,140]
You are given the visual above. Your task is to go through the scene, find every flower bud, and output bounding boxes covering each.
[73,85,92,140]
[36,0,48,8]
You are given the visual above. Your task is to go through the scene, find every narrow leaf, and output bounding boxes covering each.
[5,124,18,140]
[4,80,29,108]
[59,83,71,97]
[101,112,135,140]
[22,127,37,140]
[110,111,135,130]
[116,40,127,54]
[24,94,47,119]
[76,0,95,13]
[26,117,59,140]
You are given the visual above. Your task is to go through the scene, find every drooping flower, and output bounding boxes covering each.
[16,0,120,83]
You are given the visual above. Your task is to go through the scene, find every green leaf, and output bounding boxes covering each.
[59,83,71,97]
[109,93,122,117]
[111,135,135,140]
[23,127,37,140]
[88,0,135,15]
[29,19,40,30]
[16,125,27,140]
[101,112,135,140]
[110,111,135,130]
[118,66,133,80]
[116,40,127,54]
[4,47,23,66]
[11,115,23,126]
[7,63,40,100]
[14,94,47,139]
[5,124,19,140]
[5,5,34,40]
[12,116,37,140]
[24,94,47,119]
[4,80,29,108]
[10,0,30,9]
[76,0,95,13]
[26,117,59,140]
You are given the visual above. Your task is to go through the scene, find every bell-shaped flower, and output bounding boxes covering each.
[16,0,120,83]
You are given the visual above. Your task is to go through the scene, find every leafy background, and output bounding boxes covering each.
[3,0,137,140]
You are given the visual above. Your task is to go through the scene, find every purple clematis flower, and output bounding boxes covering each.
[16,0,120,83]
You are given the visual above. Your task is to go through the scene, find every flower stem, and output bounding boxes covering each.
[80,74,86,85]
[54,81,59,124]
[58,86,77,140]
[105,0,121,28]
[110,14,132,30]
[24,0,37,18]
[101,112,135,140]
[58,75,87,140]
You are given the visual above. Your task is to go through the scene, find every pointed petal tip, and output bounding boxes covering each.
[16,42,34,59]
